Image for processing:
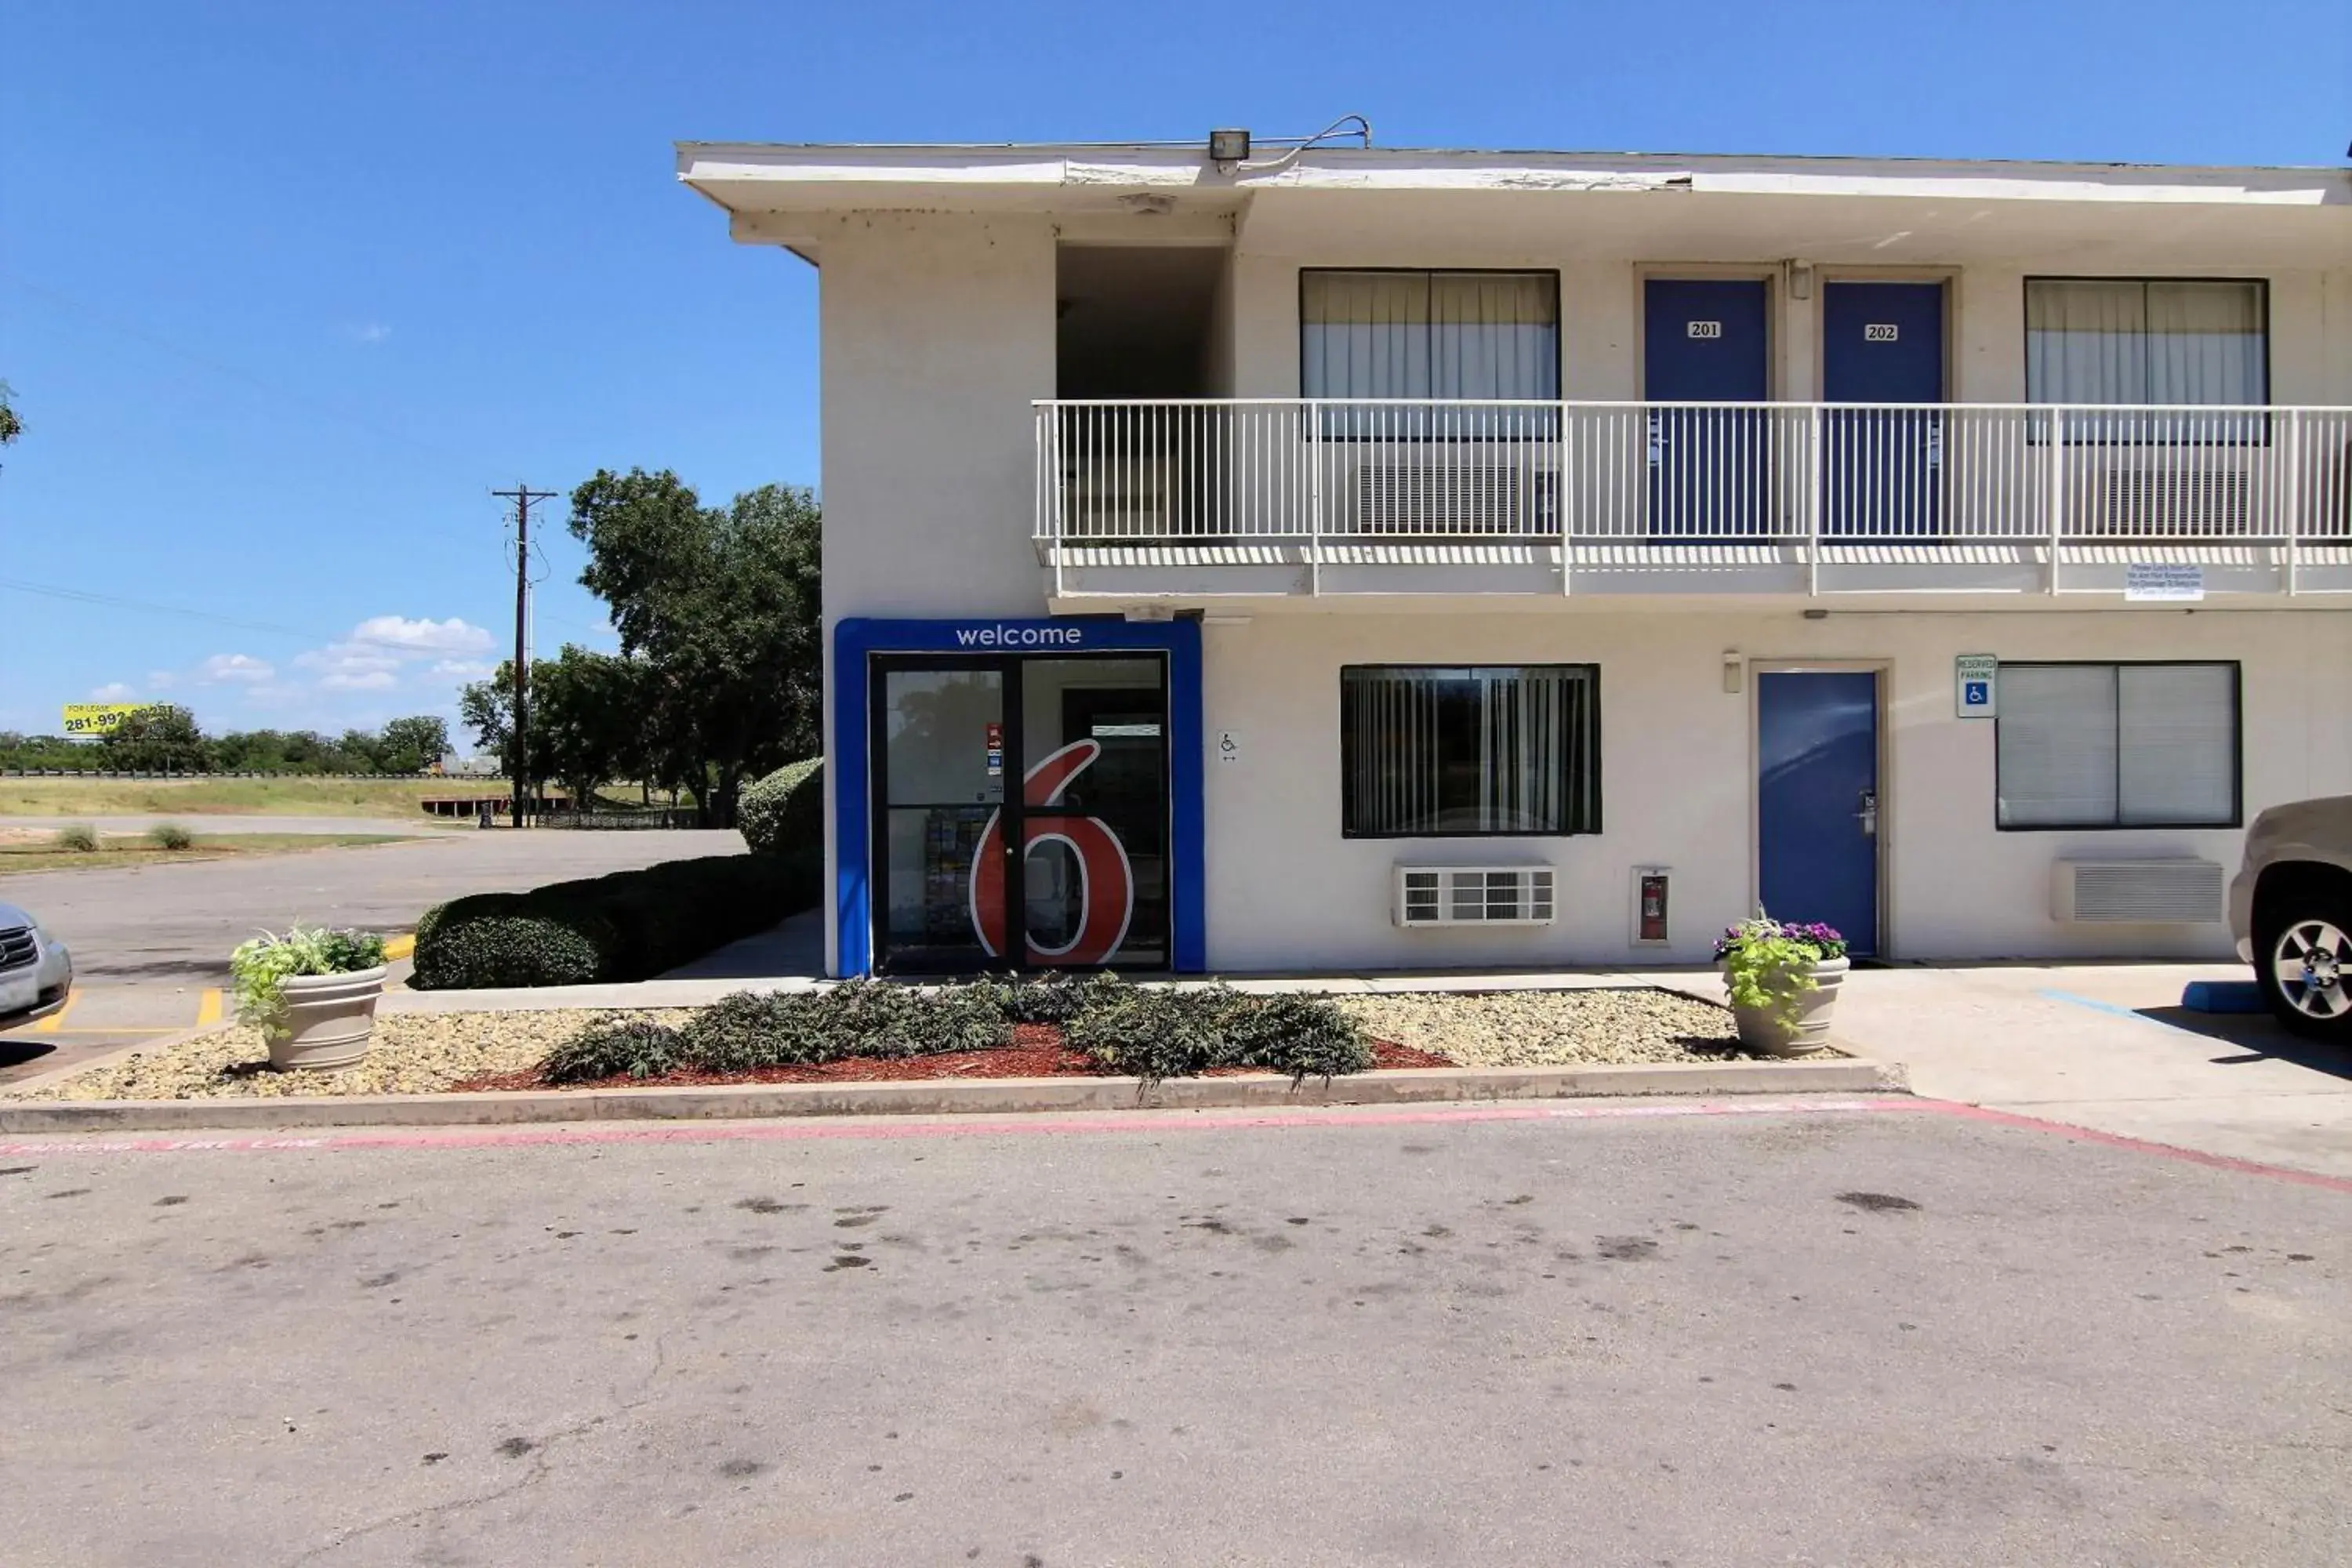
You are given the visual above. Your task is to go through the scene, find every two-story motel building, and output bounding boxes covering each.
[678,133,2352,978]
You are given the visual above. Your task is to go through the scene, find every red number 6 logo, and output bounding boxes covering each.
[967,739,1134,966]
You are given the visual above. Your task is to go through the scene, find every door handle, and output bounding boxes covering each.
[1856,788,1878,838]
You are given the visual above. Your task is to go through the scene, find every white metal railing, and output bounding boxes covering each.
[1034,399,2352,554]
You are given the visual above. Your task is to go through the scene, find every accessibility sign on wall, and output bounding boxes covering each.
[1955,655,1997,719]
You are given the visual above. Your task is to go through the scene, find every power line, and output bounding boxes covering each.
[0,575,491,657]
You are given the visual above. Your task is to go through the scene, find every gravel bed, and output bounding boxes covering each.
[12,1011,688,1102]
[1335,987,1763,1068]
[14,986,1778,1101]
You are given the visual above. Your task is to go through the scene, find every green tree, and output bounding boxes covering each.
[0,380,20,458]
[376,715,450,775]
[566,470,821,826]
[99,705,209,772]
[458,664,525,779]
[529,648,649,804]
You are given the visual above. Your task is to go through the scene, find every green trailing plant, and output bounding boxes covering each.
[148,821,195,851]
[1714,915,1848,1031]
[543,1017,685,1083]
[1221,993,1374,1083]
[53,823,98,853]
[229,925,388,1036]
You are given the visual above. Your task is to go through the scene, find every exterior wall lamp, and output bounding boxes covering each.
[1208,129,1251,169]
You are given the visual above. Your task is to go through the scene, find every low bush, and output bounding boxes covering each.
[148,822,195,851]
[536,975,1372,1087]
[412,852,820,990]
[53,823,98,852]
[543,1018,685,1083]
[738,757,823,857]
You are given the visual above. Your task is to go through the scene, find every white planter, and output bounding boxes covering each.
[267,965,387,1072]
[1726,955,1848,1058]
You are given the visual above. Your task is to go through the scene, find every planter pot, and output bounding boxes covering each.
[1726,955,1849,1058]
[267,965,387,1072]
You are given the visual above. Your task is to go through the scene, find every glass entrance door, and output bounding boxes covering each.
[872,653,1169,973]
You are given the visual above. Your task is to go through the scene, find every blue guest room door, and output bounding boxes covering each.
[1643,278,1772,537]
[1756,670,1880,956]
[1820,281,1947,536]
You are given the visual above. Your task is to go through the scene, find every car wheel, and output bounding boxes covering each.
[2256,901,2352,1040]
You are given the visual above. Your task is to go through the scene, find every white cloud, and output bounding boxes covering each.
[345,322,393,344]
[347,616,492,656]
[429,659,495,681]
[198,652,275,684]
[89,682,136,702]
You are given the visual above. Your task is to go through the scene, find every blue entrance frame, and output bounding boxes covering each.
[832,615,1206,977]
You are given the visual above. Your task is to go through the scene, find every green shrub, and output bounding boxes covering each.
[675,980,1011,1070]
[996,970,1125,1025]
[738,757,823,857]
[543,1017,685,1083]
[1065,986,1230,1087]
[411,853,818,990]
[678,991,837,1071]
[148,822,195,851]
[1221,993,1374,1082]
[53,823,98,852]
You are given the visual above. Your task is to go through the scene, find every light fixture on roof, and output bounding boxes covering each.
[1208,128,1251,170]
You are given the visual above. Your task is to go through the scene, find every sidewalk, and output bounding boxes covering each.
[1828,964,2352,1179]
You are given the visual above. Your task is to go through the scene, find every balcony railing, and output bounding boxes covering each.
[1033,398,2352,597]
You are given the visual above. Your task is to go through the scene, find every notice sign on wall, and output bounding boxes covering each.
[984,720,1004,778]
[1955,654,1997,719]
[2125,562,2205,602]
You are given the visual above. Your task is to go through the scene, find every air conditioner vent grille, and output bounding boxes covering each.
[2051,859,2224,924]
[1396,866,1556,927]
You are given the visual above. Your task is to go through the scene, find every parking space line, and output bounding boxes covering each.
[195,989,223,1027]
[31,987,78,1035]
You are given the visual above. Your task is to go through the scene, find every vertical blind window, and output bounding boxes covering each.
[1303,271,1559,403]
[2026,279,2267,406]
[1995,662,2239,829]
[1341,665,1599,837]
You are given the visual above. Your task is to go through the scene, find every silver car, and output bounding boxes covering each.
[0,902,74,1031]
[2229,795,2352,1040]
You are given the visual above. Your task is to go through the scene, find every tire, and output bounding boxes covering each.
[2254,895,2352,1042]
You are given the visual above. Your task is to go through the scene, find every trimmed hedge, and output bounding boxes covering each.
[739,757,822,857]
[412,851,819,990]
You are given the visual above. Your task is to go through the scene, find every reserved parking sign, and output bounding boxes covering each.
[1955,654,1997,718]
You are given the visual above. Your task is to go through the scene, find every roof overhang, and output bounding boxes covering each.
[677,142,2352,265]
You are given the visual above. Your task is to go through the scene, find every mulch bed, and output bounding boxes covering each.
[449,1022,1452,1093]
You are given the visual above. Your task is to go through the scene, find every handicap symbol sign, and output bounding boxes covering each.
[1963,681,1990,707]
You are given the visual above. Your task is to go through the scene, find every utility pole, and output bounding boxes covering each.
[492,483,559,827]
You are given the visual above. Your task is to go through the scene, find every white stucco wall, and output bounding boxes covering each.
[800,193,2352,975]
[1200,607,2351,971]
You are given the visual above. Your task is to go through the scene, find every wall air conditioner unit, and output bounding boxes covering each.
[1395,865,1556,927]
[2050,859,2224,924]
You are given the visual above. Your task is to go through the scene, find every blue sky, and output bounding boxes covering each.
[3,0,2345,743]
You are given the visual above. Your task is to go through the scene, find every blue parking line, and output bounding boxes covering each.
[2038,989,2187,1031]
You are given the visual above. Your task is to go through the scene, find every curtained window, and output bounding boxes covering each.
[1341,665,1599,837]
[1303,270,1559,437]
[2026,279,2267,407]
[1995,662,2240,829]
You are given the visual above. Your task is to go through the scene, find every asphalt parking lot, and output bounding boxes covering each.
[0,829,746,1083]
[0,1101,2343,1566]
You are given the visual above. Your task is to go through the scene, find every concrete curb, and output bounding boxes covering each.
[0,1057,1904,1133]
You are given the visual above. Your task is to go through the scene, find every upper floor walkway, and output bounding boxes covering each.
[1035,397,2352,600]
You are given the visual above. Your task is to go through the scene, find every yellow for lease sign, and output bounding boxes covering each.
[61,702,158,735]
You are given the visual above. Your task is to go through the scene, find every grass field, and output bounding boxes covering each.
[0,832,412,876]
[0,777,507,818]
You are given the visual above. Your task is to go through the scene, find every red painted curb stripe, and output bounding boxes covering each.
[0,1096,1911,1157]
[1920,1100,2352,1195]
